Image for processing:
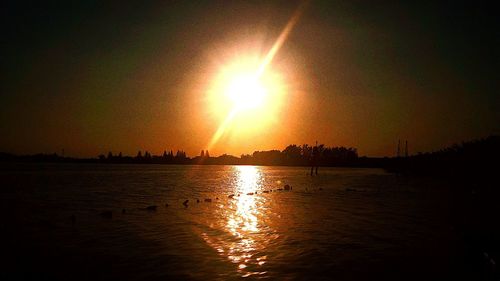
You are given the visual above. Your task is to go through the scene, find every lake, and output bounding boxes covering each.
[0,164,466,280]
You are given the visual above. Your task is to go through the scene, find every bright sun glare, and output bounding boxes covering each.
[207,56,286,143]
[226,73,267,111]
[205,1,306,151]
[208,54,286,148]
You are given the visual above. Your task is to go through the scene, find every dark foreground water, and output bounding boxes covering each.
[0,164,485,280]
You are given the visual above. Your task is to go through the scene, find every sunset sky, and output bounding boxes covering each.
[1,1,498,157]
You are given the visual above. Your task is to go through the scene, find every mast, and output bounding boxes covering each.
[405,140,408,157]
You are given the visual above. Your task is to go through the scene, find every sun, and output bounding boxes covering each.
[208,55,286,124]
[205,54,287,147]
[199,1,306,151]
[225,73,267,112]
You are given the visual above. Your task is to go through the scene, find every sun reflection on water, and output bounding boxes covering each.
[200,166,274,277]
[227,166,262,236]
[197,166,278,277]
[227,166,266,275]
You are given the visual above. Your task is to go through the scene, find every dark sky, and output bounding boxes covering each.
[1,0,498,157]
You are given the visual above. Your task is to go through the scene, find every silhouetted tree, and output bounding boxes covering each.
[175,150,187,160]
[283,144,302,165]
[301,144,313,160]
[144,151,151,159]
[252,150,282,165]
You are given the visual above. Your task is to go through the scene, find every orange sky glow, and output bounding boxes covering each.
[1,1,498,158]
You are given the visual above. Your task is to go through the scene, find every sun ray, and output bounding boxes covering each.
[256,1,309,77]
[207,108,238,151]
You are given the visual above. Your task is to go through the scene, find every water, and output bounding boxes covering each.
[1,164,462,280]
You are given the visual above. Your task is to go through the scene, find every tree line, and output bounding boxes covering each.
[2,136,496,170]
[97,144,358,166]
[0,143,358,166]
